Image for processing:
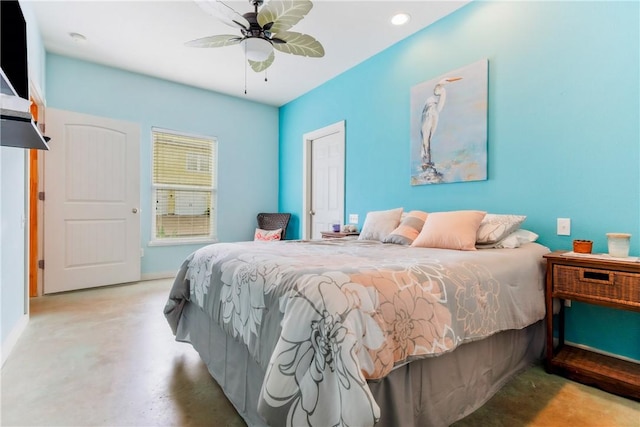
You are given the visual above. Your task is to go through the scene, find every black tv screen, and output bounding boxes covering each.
[1,0,29,99]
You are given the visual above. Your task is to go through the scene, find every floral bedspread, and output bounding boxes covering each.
[164,239,549,426]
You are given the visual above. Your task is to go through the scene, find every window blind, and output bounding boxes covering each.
[152,128,216,241]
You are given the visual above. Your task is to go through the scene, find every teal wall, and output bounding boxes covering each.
[47,55,279,276]
[279,1,640,360]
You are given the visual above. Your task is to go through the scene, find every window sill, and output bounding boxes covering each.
[148,237,217,247]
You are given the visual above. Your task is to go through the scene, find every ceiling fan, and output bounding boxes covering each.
[187,0,325,72]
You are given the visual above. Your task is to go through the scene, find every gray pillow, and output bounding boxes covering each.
[358,208,403,241]
[476,214,526,245]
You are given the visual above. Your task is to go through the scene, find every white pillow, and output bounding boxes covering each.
[476,229,539,249]
[476,214,526,245]
[358,208,403,241]
[496,229,538,248]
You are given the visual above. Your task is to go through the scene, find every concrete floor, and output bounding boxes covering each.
[2,279,639,426]
[1,279,245,427]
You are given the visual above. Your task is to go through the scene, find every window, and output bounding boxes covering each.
[186,153,210,172]
[151,128,217,244]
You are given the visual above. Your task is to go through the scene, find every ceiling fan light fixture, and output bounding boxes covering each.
[391,13,411,26]
[242,37,273,62]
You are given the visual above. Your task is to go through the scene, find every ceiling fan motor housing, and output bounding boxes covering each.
[241,12,269,40]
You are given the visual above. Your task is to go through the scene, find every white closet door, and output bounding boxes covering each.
[302,121,345,240]
[311,132,344,239]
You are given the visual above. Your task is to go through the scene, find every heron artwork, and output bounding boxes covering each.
[419,77,462,182]
[410,59,488,186]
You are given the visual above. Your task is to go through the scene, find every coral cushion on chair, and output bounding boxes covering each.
[254,228,282,241]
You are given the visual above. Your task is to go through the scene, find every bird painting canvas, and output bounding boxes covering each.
[410,59,488,185]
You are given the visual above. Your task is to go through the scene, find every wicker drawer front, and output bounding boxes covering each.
[553,265,640,305]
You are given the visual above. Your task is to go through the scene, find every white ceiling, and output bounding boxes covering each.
[30,0,470,106]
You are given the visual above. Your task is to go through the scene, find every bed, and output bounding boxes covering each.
[164,234,550,426]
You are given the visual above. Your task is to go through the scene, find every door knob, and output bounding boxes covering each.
[132,208,138,214]
[309,210,315,215]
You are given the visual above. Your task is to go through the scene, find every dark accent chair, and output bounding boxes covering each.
[257,213,291,240]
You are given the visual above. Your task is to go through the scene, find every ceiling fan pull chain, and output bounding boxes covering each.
[265,69,268,83]
[244,45,248,95]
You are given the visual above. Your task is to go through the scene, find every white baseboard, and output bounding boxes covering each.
[140,271,176,281]
[1,313,29,367]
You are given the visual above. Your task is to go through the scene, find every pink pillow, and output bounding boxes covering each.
[254,228,282,241]
[411,211,486,251]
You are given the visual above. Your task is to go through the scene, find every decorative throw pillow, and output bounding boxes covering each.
[254,228,282,241]
[358,208,403,241]
[476,214,527,245]
[383,210,428,245]
[411,210,486,251]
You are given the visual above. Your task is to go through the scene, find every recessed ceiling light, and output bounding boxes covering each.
[391,13,411,26]
[69,32,87,43]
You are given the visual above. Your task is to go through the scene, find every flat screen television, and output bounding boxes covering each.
[0,0,49,150]
[1,0,29,100]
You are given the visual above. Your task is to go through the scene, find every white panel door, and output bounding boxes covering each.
[310,131,344,239]
[44,108,140,293]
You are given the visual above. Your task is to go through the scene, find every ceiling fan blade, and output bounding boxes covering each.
[272,31,324,57]
[185,35,243,48]
[195,0,250,30]
[257,0,313,34]
[249,51,275,72]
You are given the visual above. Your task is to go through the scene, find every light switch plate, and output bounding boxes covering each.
[557,218,571,236]
[348,214,358,224]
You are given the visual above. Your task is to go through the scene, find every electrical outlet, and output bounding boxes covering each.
[557,218,571,236]
[348,214,358,224]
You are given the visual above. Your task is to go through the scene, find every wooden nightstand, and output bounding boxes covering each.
[543,251,640,400]
[320,231,359,239]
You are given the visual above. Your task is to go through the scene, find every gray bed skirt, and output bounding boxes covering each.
[176,301,545,427]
